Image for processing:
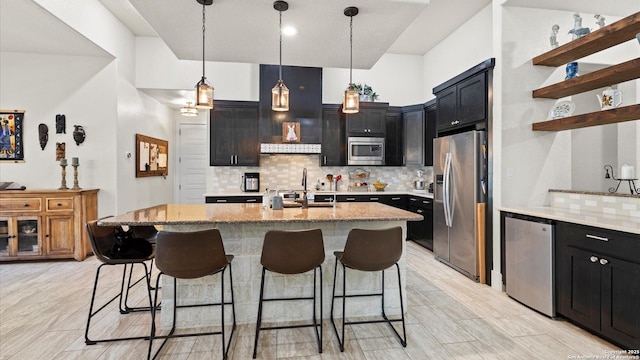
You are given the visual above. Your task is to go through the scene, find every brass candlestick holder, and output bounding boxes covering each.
[58,164,68,190]
[72,164,81,190]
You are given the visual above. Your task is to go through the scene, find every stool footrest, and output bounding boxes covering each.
[258,322,321,331]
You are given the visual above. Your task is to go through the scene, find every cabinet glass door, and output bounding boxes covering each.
[0,219,9,256]
[16,218,40,255]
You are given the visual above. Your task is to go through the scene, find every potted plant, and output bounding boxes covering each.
[349,83,379,101]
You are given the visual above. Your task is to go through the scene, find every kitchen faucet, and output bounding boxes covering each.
[301,168,309,208]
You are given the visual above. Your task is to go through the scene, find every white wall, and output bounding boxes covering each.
[0,0,175,217]
[422,4,494,98]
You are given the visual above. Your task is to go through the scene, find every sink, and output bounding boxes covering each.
[282,200,334,208]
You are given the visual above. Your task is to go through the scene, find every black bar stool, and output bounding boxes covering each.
[330,226,407,351]
[148,228,236,360]
[252,228,325,358]
[84,219,154,345]
[130,225,158,280]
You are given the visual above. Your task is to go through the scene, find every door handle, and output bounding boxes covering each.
[590,256,599,263]
[323,156,326,165]
[230,155,234,165]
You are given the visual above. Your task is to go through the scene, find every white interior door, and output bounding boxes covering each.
[177,123,207,203]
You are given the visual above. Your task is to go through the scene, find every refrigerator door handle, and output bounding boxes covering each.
[443,152,452,227]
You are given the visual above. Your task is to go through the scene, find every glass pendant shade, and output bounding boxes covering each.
[272,80,289,111]
[195,76,214,109]
[180,102,199,116]
[343,88,359,113]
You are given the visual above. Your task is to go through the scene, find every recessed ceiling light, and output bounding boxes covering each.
[282,26,297,36]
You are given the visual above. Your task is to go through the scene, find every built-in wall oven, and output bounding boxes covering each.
[347,137,385,165]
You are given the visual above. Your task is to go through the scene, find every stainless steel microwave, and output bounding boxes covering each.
[347,137,385,165]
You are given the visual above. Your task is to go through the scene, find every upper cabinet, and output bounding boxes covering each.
[531,12,640,131]
[320,104,345,166]
[402,104,425,166]
[433,58,495,136]
[346,102,388,136]
[210,101,260,166]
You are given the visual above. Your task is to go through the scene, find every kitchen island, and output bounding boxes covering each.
[99,202,422,329]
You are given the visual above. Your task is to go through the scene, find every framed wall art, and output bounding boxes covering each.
[282,121,300,143]
[0,110,24,162]
[135,134,168,178]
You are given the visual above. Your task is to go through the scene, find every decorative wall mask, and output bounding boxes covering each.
[55,114,66,134]
[56,142,66,161]
[38,123,48,150]
[73,125,85,146]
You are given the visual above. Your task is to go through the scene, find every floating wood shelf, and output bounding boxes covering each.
[533,12,640,66]
[532,104,640,131]
[532,58,640,99]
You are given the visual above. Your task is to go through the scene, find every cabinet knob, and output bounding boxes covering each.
[45,234,50,238]
[23,203,29,207]
[57,203,62,206]
[590,256,598,263]
[599,258,609,266]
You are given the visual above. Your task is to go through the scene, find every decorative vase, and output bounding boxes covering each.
[359,94,372,102]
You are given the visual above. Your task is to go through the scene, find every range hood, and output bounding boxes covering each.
[260,143,321,154]
[258,65,323,153]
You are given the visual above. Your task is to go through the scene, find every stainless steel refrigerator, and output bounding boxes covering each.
[433,130,486,282]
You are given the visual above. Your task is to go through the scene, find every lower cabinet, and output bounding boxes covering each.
[0,189,99,261]
[406,196,433,250]
[556,222,640,349]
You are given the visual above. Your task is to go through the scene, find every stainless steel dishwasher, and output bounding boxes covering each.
[505,213,555,317]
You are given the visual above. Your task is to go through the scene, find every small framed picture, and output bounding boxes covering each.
[0,110,24,162]
[282,122,300,143]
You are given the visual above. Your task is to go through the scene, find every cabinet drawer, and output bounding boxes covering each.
[0,198,42,212]
[46,198,74,211]
[558,222,640,264]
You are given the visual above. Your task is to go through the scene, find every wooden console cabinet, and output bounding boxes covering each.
[0,189,98,261]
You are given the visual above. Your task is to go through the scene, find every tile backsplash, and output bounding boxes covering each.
[208,154,433,194]
[550,190,640,218]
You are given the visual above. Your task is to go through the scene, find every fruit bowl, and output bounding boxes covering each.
[373,182,388,191]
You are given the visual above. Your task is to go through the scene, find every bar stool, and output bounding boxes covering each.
[252,228,325,358]
[148,229,236,360]
[330,226,407,351]
[130,225,158,279]
[84,219,154,345]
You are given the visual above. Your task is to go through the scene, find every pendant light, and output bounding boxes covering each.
[180,102,199,117]
[195,0,214,109]
[342,6,359,114]
[272,1,290,112]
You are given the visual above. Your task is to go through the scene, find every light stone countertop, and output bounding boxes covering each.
[204,190,434,199]
[499,206,640,235]
[99,202,423,226]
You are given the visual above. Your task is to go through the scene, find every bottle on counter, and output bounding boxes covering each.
[262,188,270,209]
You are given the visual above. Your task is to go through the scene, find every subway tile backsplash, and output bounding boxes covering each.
[208,154,433,194]
[550,190,640,218]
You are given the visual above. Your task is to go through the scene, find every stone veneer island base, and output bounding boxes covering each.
[99,203,422,329]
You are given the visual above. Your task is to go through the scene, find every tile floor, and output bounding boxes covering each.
[0,241,620,359]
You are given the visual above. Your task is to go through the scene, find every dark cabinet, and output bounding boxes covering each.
[424,100,436,166]
[346,102,388,136]
[403,105,425,166]
[435,72,486,132]
[205,196,261,204]
[556,222,640,349]
[406,196,433,250]
[385,107,403,166]
[433,58,494,135]
[210,101,259,166]
[320,104,345,166]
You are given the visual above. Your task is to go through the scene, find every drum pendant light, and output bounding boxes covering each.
[342,6,359,114]
[195,0,214,109]
[272,1,290,112]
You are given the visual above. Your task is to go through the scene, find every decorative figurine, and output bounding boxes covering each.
[565,62,579,80]
[38,123,48,150]
[55,142,65,161]
[594,14,605,28]
[568,13,590,39]
[550,24,560,48]
[73,125,85,146]
[55,114,65,134]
